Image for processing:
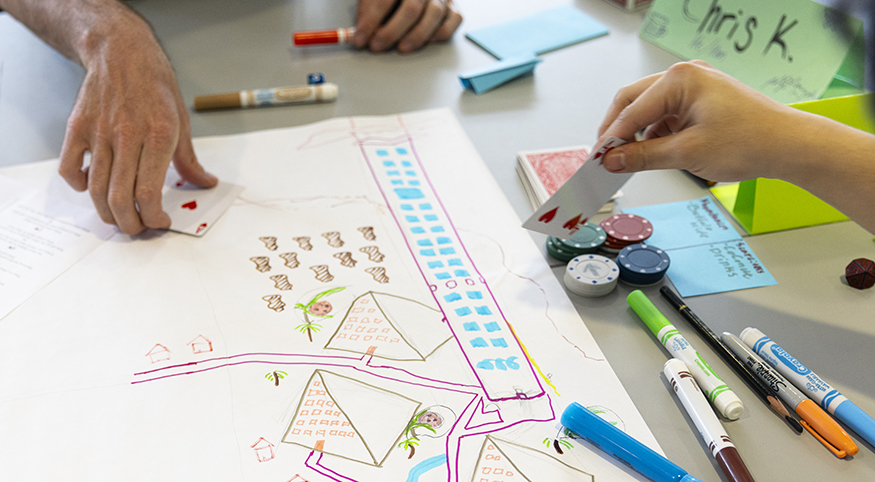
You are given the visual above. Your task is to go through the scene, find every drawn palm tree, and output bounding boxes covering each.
[397,409,437,459]
[264,370,288,386]
[294,287,345,342]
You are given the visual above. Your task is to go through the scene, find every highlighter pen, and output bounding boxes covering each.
[628,290,744,420]
[561,402,704,482]
[194,84,338,112]
[664,359,756,482]
[723,332,858,458]
[293,27,355,46]
[659,287,803,434]
[741,327,875,449]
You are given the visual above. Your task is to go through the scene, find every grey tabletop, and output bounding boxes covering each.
[2,1,875,481]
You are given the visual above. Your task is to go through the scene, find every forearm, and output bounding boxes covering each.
[772,109,875,234]
[0,0,156,68]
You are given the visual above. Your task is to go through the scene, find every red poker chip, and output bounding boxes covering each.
[600,214,653,242]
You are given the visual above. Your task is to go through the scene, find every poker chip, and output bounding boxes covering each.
[564,255,619,297]
[599,214,653,251]
[616,244,670,286]
[546,237,577,262]
[553,223,607,254]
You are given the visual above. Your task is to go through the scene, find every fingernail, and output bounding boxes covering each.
[353,32,366,48]
[370,38,385,51]
[604,150,626,172]
[398,41,413,52]
[205,171,218,185]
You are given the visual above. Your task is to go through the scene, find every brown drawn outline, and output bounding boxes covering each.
[281,369,422,467]
[471,435,594,482]
[322,291,453,362]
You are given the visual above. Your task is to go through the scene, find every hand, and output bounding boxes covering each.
[596,60,797,183]
[57,11,217,235]
[353,0,462,53]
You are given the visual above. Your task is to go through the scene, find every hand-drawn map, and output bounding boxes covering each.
[0,109,660,481]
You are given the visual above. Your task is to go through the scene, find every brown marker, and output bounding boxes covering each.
[665,359,756,482]
[194,83,338,111]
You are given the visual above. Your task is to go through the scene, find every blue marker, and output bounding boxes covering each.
[561,403,704,482]
[741,327,875,449]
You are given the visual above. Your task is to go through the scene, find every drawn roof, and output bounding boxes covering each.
[324,291,451,361]
[470,436,594,482]
[282,370,421,466]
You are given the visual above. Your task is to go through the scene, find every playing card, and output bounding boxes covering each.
[161,173,244,237]
[521,146,591,201]
[522,137,631,238]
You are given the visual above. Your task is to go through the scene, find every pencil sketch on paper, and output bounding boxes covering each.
[282,370,421,467]
[294,287,346,342]
[324,291,452,361]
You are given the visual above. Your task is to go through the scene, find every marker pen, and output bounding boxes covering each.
[741,327,875,449]
[723,332,858,458]
[293,27,355,46]
[193,84,338,111]
[627,290,744,420]
[663,359,756,482]
[561,402,704,482]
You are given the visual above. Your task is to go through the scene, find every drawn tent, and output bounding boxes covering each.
[282,370,421,466]
[470,436,594,482]
[324,291,452,361]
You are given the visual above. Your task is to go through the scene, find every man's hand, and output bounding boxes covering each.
[2,0,217,235]
[353,0,462,53]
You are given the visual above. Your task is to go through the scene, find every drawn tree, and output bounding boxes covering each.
[397,409,440,459]
[265,370,288,387]
[294,287,346,342]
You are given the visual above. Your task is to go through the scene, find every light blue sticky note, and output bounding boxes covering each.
[623,197,743,249]
[459,54,542,94]
[624,197,776,297]
[661,241,776,297]
[466,6,609,60]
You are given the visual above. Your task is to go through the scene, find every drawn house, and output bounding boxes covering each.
[251,437,275,462]
[282,369,421,466]
[324,292,452,361]
[188,335,213,354]
[145,344,171,364]
[470,436,594,482]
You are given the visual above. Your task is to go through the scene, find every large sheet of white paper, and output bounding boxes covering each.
[0,109,657,481]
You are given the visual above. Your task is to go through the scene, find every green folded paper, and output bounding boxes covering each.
[712,93,875,234]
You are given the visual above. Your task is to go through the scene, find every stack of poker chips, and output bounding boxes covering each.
[564,254,620,297]
[546,223,607,262]
[616,243,671,286]
[599,214,653,254]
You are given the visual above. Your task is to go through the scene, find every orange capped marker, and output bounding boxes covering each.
[293,27,355,46]
[723,333,857,458]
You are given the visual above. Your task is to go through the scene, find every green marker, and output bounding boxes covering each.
[627,290,743,420]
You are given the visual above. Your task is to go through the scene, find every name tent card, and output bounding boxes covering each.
[640,0,864,104]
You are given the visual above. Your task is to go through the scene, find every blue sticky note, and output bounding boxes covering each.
[663,241,777,298]
[623,197,777,297]
[466,6,609,60]
[459,55,542,95]
[624,197,743,249]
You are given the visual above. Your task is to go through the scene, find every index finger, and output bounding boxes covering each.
[597,71,664,139]
[354,0,399,48]
[135,133,175,230]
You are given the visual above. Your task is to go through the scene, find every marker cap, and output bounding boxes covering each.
[627,290,671,337]
[835,399,875,447]
[713,391,745,421]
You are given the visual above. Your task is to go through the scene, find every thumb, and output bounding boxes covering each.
[602,134,690,174]
[172,134,218,188]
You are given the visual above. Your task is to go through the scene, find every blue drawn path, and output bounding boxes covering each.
[406,454,448,482]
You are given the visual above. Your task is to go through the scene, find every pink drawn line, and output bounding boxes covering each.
[305,451,358,482]
[133,359,480,399]
[134,352,361,376]
[365,356,480,390]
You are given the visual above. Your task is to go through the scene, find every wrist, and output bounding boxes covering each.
[74,4,156,69]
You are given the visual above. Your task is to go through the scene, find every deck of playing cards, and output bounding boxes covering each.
[161,168,244,237]
[521,137,632,239]
[516,145,621,214]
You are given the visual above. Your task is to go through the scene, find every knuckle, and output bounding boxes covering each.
[134,184,161,205]
[107,189,131,212]
[400,1,424,19]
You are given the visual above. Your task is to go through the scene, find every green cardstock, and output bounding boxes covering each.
[640,0,864,104]
[712,93,875,234]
